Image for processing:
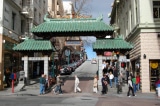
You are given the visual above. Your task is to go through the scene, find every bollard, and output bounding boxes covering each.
[12,79,14,93]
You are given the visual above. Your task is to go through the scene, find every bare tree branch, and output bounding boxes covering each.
[71,0,92,17]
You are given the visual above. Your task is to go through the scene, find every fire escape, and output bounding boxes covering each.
[21,0,33,38]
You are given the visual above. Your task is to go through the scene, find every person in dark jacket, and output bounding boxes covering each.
[54,74,63,94]
[113,66,118,87]
[101,75,108,94]
[39,74,46,95]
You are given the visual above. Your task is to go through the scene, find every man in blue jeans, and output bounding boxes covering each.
[54,74,63,94]
[39,74,46,95]
[113,66,118,87]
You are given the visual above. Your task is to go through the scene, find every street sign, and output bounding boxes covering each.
[65,49,70,56]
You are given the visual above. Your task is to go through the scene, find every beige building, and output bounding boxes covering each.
[0,0,48,90]
[48,0,64,18]
[110,0,160,92]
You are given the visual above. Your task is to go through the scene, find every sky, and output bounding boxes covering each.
[83,0,114,60]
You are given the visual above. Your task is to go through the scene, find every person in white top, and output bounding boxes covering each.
[102,61,106,70]
[74,75,82,93]
[109,72,114,88]
[93,75,98,93]
[127,76,136,97]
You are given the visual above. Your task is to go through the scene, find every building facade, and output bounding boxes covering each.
[48,0,84,66]
[0,0,48,90]
[110,0,160,92]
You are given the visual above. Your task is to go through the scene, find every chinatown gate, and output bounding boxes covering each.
[13,14,132,86]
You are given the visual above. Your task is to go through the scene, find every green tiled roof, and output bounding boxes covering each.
[31,15,114,34]
[13,39,55,51]
[93,37,133,50]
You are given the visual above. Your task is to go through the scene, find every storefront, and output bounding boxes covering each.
[149,60,160,91]
[3,37,22,88]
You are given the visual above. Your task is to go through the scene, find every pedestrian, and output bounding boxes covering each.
[102,60,106,70]
[74,75,82,93]
[127,76,136,97]
[136,73,140,91]
[126,68,129,84]
[101,74,107,94]
[103,66,108,75]
[16,70,20,84]
[39,74,46,95]
[93,75,98,93]
[113,66,118,87]
[4,68,11,87]
[155,76,160,96]
[54,74,63,95]
[132,75,137,93]
[104,74,108,93]
[109,72,114,88]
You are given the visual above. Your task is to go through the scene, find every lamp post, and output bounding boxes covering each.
[52,51,55,78]
[65,49,70,65]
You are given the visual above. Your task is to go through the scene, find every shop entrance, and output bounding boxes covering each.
[32,61,44,78]
[149,60,160,91]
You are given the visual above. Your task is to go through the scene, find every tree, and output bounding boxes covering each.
[81,36,96,47]
[71,0,92,18]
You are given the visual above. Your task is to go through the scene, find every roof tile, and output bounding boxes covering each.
[93,37,133,50]
[31,18,114,33]
[13,39,55,51]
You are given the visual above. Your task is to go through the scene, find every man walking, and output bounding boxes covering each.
[54,74,63,94]
[101,74,108,94]
[113,66,118,87]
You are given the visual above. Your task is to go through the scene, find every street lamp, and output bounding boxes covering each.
[65,49,70,65]
[116,0,120,3]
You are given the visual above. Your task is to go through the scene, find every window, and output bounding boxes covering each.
[22,0,25,7]
[21,20,25,33]
[34,8,37,20]
[153,1,160,18]
[39,13,41,23]
[12,12,16,30]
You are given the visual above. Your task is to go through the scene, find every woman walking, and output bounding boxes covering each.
[127,76,136,97]
[93,75,98,93]
[74,75,82,93]
[109,72,114,88]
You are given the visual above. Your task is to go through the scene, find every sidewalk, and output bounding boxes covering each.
[97,84,159,100]
[0,79,159,100]
[0,78,55,96]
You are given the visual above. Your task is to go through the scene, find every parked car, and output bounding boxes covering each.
[91,59,97,64]
[59,65,72,75]
[68,63,76,72]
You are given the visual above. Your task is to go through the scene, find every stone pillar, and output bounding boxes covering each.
[0,0,4,90]
[98,55,103,86]
[0,34,3,90]
[44,56,49,79]
[23,56,29,85]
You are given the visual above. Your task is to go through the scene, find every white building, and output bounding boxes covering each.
[0,0,48,90]
[110,0,160,93]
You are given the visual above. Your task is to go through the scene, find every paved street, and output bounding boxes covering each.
[0,61,160,106]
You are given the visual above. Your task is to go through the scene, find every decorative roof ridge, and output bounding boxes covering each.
[115,35,123,39]
[23,38,51,42]
[44,14,103,22]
